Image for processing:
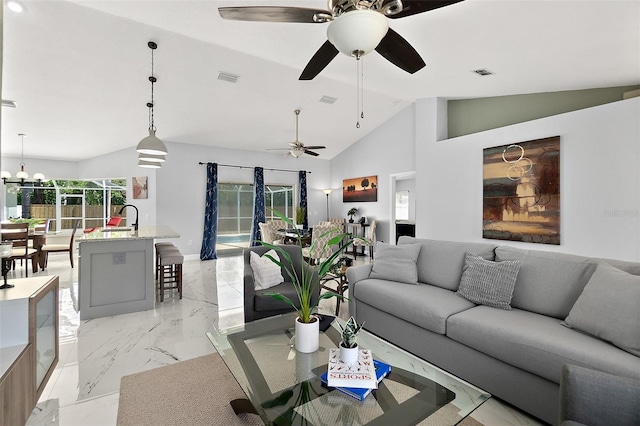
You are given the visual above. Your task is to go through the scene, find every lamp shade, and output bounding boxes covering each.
[138,159,162,169]
[322,189,333,195]
[136,128,168,155]
[33,173,46,181]
[16,165,28,179]
[138,153,166,163]
[1,171,12,179]
[327,10,388,57]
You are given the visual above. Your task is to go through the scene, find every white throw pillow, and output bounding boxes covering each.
[250,249,284,290]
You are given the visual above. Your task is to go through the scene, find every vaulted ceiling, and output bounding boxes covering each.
[2,0,639,161]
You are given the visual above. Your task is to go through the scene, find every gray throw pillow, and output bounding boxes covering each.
[562,263,640,357]
[456,252,521,310]
[369,242,421,284]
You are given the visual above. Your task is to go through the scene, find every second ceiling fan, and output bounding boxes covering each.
[219,0,464,80]
[268,109,325,158]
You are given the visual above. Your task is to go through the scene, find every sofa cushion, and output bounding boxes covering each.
[447,306,640,384]
[398,237,497,291]
[562,263,640,357]
[250,249,284,290]
[354,278,476,335]
[495,246,597,318]
[369,242,421,284]
[456,252,521,310]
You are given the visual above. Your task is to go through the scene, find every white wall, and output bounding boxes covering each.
[416,97,640,261]
[156,141,331,256]
[329,104,416,243]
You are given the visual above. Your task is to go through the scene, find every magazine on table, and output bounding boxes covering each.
[321,359,392,401]
[326,348,378,389]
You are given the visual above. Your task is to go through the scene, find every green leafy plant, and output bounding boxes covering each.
[338,316,365,349]
[261,210,358,323]
[9,218,45,229]
[295,206,306,225]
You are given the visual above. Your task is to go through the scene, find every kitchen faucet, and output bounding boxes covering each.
[118,204,139,231]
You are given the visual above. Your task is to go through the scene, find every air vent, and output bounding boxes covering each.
[319,95,338,104]
[218,72,239,83]
[473,69,494,76]
[2,99,17,108]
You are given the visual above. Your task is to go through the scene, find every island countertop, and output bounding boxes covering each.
[80,225,179,242]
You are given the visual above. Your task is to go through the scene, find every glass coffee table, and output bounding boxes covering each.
[207,313,490,425]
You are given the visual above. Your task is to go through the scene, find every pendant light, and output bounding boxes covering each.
[136,41,167,165]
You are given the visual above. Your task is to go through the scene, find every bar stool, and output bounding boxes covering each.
[155,242,175,280]
[157,247,183,302]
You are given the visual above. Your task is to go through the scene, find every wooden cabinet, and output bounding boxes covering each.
[0,345,34,426]
[0,276,59,426]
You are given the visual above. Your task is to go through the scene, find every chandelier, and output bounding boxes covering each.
[1,134,46,186]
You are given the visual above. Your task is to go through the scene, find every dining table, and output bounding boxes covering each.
[0,228,49,272]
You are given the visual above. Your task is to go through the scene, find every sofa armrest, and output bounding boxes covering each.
[346,264,373,320]
[560,364,640,426]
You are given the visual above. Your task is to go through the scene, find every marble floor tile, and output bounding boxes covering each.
[22,251,543,426]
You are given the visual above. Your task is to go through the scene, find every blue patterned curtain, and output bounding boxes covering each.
[200,162,218,260]
[299,170,308,229]
[250,167,265,246]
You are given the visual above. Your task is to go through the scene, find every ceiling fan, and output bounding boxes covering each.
[268,109,326,158]
[219,0,464,80]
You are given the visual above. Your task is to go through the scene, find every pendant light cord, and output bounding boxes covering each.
[150,45,155,131]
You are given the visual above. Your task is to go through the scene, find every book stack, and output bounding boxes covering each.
[321,348,392,401]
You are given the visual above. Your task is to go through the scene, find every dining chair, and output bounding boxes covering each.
[41,219,81,268]
[1,222,39,276]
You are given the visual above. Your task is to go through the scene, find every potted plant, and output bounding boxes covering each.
[347,207,358,223]
[295,207,306,230]
[338,316,365,364]
[261,210,357,353]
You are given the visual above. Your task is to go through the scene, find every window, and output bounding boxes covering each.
[395,190,410,221]
[5,179,126,231]
[216,183,293,250]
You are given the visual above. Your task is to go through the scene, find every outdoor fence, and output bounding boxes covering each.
[29,205,125,231]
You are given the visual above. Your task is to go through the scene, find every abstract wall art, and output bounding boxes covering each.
[483,136,560,245]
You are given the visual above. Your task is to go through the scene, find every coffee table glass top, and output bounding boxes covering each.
[207,314,490,425]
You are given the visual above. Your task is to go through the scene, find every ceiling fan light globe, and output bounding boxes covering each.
[290,148,304,158]
[136,128,168,156]
[327,10,388,57]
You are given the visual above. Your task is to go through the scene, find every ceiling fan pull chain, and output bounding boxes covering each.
[356,56,361,128]
[361,56,365,120]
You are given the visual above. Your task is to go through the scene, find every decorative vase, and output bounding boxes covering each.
[295,316,319,353]
[339,342,359,364]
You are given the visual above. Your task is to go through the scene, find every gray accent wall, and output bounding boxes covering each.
[448,85,640,138]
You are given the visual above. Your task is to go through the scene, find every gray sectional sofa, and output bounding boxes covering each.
[347,237,640,425]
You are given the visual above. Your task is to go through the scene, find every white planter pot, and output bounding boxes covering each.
[295,224,304,230]
[295,316,319,353]
[339,343,359,364]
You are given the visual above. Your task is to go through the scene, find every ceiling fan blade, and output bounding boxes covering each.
[304,150,320,157]
[266,148,290,151]
[219,6,329,23]
[387,1,464,19]
[375,28,426,74]
[304,146,325,150]
[299,41,339,80]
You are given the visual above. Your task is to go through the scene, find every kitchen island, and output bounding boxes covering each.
[78,226,179,320]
